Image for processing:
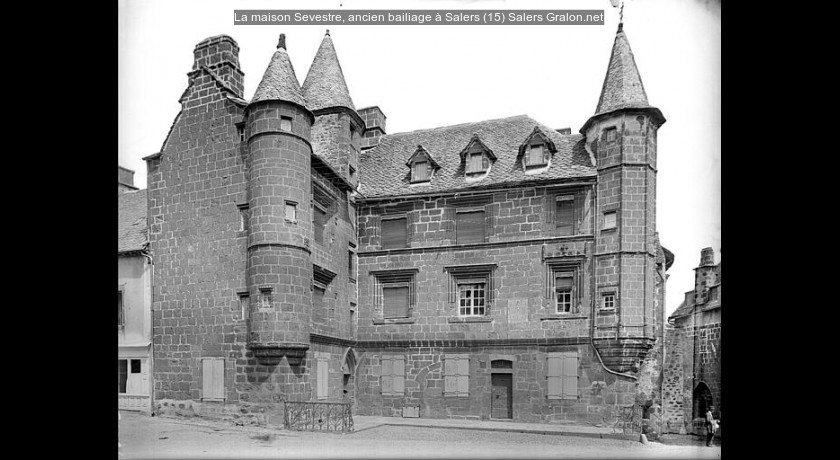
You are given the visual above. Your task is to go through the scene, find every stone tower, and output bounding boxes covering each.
[302,30,365,188]
[582,23,666,373]
[245,34,315,397]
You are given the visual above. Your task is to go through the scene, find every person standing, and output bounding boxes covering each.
[705,405,720,446]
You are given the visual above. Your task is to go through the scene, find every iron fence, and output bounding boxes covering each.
[283,400,354,432]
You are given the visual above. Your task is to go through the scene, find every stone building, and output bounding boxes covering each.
[118,167,153,413]
[143,25,673,426]
[661,247,721,434]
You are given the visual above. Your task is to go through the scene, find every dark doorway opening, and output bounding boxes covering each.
[692,382,713,419]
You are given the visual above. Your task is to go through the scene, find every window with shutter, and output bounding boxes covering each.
[380,355,405,396]
[546,352,578,400]
[285,201,297,222]
[456,210,485,244]
[381,217,407,249]
[528,145,545,167]
[556,195,575,235]
[412,161,429,182]
[444,354,470,397]
[383,286,409,319]
[317,356,329,399]
[314,204,327,243]
[467,153,484,173]
[202,358,225,401]
[603,211,617,230]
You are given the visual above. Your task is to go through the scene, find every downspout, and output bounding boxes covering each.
[585,142,636,381]
[141,247,155,415]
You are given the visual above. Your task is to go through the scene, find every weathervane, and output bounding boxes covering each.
[619,1,625,25]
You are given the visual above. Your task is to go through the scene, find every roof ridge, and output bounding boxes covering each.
[384,114,532,138]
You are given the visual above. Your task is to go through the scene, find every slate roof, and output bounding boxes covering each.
[358,115,596,199]
[251,41,306,107]
[302,32,355,112]
[118,189,148,254]
[669,299,694,321]
[594,26,652,116]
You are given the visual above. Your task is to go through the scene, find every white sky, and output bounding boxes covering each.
[118,0,721,318]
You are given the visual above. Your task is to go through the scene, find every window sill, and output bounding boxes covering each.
[285,219,297,224]
[372,318,416,325]
[539,314,587,321]
[444,393,470,398]
[447,316,493,323]
[598,308,617,314]
[601,227,617,232]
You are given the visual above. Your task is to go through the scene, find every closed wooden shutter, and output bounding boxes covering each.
[314,206,327,243]
[547,353,578,400]
[393,356,405,395]
[528,145,544,166]
[381,217,407,249]
[556,197,574,235]
[547,355,562,399]
[381,357,393,395]
[202,358,225,401]
[445,355,469,396]
[383,286,409,318]
[413,161,429,181]
[468,153,484,173]
[317,357,329,399]
[562,353,579,399]
[444,356,457,395]
[456,211,485,244]
[457,358,469,396]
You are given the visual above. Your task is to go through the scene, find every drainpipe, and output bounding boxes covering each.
[141,247,155,415]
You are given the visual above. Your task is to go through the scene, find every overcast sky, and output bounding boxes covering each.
[118,0,721,317]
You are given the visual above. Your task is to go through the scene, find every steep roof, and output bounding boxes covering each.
[251,36,306,107]
[302,32,355,111]
[359,115,596,199]
[118,189,148,254]
[669,299,694,321]
[594,25,652,116]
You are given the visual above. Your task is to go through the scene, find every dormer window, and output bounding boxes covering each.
[459,134,495,178]
[518,127,557,170]
[407,145,439,184]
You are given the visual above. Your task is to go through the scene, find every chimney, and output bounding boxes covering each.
[358,106,387,150]
[118,166,137,193]
[191,34,244,98]
[556,127,572,135]
[699,247,715,266]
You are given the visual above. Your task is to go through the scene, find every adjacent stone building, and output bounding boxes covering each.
[142,25,673,426]
[661,247,721,434]
[118,167,153,413]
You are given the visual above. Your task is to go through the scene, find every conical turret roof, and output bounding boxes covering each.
[302,31,355,111]
[251,34,306,107]
[594,24,652,115]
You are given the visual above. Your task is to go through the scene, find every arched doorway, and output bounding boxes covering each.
[692,382,713,419]
[339,347,357,405]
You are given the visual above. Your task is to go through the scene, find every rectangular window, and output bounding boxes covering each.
[603,211,617,230]
[556,195,575,235]
[380,355,405,396]
[238,293,249,320]
[528,145,545,166]
[547,352,578,400]
[381,216,407,249]
[605,127,617,144]
[456,210,485,244]
[467,153,484,173]
[412,161,429,182]
[444,354,470,397]
[201,358,225,401]
[259,289,272,309]
[317,354,329,400]
[383,285,410,319]
[314,204,327,244]
[236,123,245,142]
[118,358,148,395]
[313,286,326,310]
[118,290,125,327]
[458,281,486,317]
[555,275,573,313]
[237,205,249,232]
[602,293,616,310]
[285,201,297,222]
[280,116,293,131]
[348,250,355,280]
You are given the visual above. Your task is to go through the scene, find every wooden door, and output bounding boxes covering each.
[491,374,512,419]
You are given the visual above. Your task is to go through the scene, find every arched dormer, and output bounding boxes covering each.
[459,133,496,178]
[517,126,557,170]
[406,145,440,183]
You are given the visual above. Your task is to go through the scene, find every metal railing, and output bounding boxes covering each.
[283,400,354,432]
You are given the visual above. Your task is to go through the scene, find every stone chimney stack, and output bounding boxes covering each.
[118,166,137,193]
[358,106,387,150]
[191,35,245,98]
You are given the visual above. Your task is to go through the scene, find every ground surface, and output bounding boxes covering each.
[118,412,721,459]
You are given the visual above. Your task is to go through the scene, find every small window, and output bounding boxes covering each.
[118,290,125,327]
[238,205,249,232]
[412,160,429,182]
[314,204,327,244]
[236,123,245,142]
[602,293,616,310]
[280,116,293,131]
[456,210,485,244]
[605,127,617,144]
[348,250,355,280]
[458,281,486,317]
[238,293,249,320]
[259,289,272,309]
[556,196,575,235]
[555,275,573,313]
[349,165,356,182]
[527,144,546,167]
[285,201,297,222]
[467,152,485,174]
[603,211,617,230]
[381,216,407,249]
[317,354,330,399]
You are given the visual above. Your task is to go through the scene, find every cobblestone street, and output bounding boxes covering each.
[118,412,721,459]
